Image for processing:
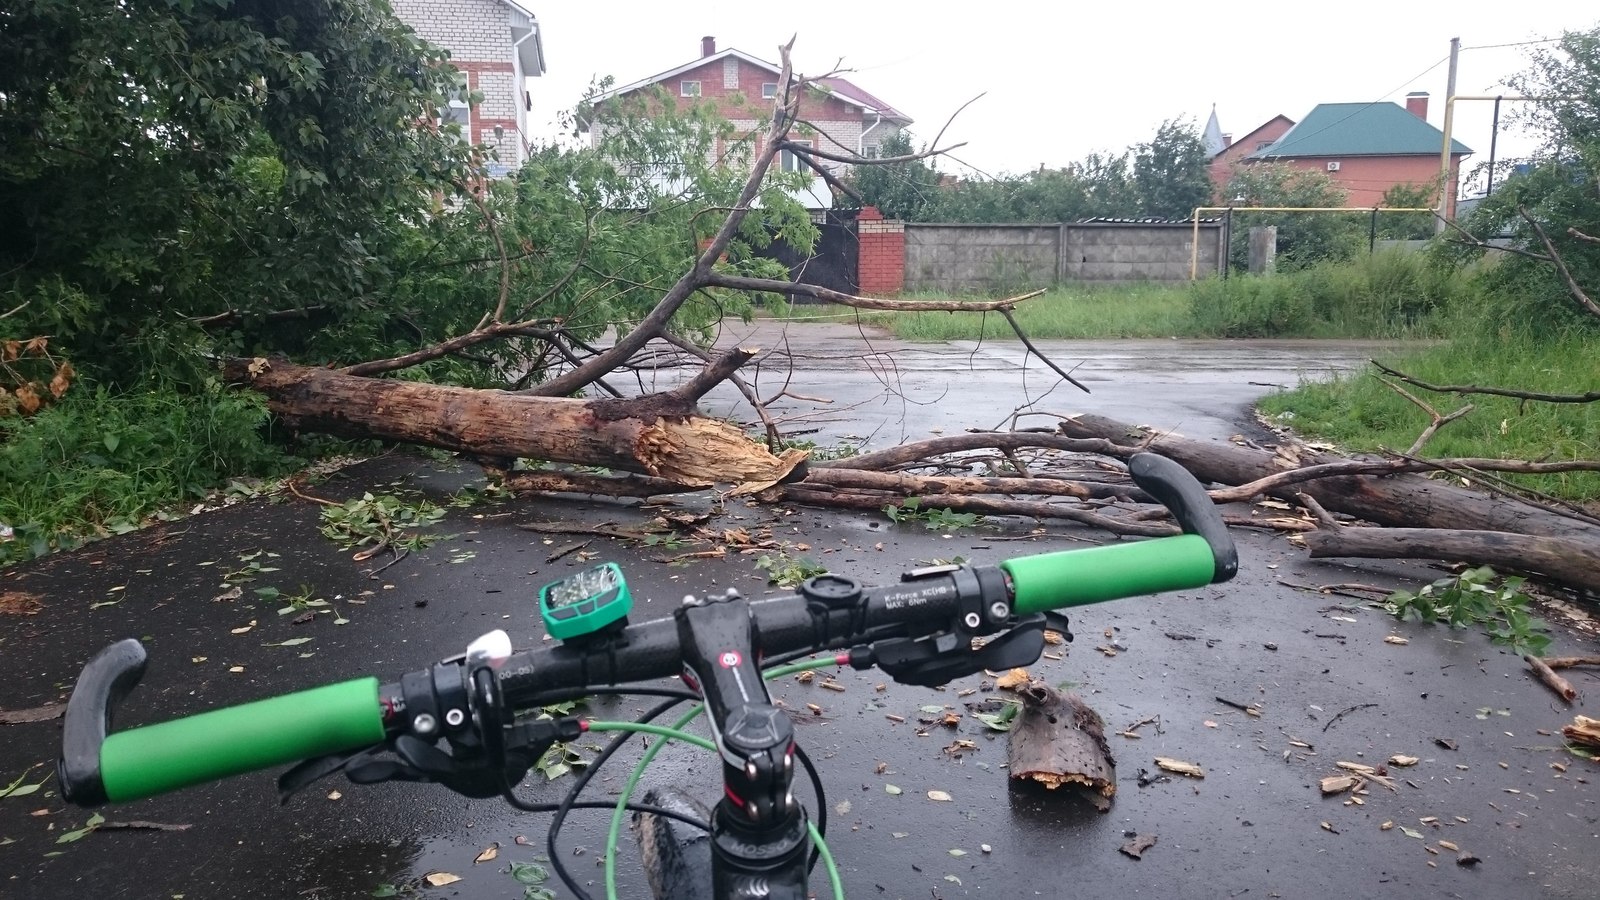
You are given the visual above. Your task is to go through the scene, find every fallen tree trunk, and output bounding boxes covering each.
[221,355,804,488]
[1303,527,1600,592]
[1057,414,1600,543]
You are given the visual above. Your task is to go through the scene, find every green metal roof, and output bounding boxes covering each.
[1247,102,1471,159]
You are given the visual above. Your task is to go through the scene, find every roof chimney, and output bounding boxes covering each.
[1405,91,1429,120]
[701,36,716,57]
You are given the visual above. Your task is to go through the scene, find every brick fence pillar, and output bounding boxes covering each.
[857,206,905,296]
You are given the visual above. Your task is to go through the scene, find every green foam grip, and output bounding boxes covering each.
[1001,534,1217,616]
[100,678,385,803]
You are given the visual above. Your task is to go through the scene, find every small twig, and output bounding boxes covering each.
[364,547,408,579]
[99,821,192,833]
[518,522,659,541]
[1001,448,1032,478]
[1526,654,1578,703]
[1322,702,1378,733]
[545,540,591,563]
[1215,696,1262,716]
[286,480,341,508]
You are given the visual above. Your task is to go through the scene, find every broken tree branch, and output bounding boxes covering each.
[703,272,1046,312]
[1526,654,1578,703]
[1371,359,1600,404]
[1520,204,1600,320]
[997,306,1089,393]
[1543,656,1600,669]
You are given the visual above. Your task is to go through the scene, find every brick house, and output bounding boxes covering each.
[1242,94,1472,214]
[587,37,911,185]
[1206,113,1296,201]
[391,0,547,175]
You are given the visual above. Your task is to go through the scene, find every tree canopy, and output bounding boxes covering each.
[0,0,477,382]
[1457,26,1600,335]
[848,119,1212,224]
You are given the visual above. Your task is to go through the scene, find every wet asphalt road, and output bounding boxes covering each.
[3,325,1598,900]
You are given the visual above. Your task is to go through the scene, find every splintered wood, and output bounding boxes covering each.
[1562,715,1600,750]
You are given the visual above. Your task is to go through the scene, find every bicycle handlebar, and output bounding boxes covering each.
[58,452,1236,807]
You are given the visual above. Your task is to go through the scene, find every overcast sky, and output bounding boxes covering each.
[525,3,1595,190]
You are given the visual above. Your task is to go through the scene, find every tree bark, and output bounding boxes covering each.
[1007,683,1116,811]
[1303,527,1600,592]
[222,357,804,488]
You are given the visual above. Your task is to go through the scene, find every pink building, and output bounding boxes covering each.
[1242,93,1471,214]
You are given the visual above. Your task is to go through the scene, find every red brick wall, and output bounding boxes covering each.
[1271,155,1465,213]
[857,206,904,295]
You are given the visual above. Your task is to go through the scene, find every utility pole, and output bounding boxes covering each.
[1435,37,1460,233]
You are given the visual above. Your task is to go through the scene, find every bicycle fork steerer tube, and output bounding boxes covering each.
[676,589,809,900]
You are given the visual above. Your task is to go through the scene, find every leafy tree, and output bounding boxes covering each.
[1220,163,1362,270]
[1377,183,1437,240]
[1071,151,1139,217]
[1456,26,1600,336]
[1131,119,1213,218]
[847,131,943,220]
[0,0,475,383]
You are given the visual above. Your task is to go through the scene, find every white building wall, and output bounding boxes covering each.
[392,0,528,168]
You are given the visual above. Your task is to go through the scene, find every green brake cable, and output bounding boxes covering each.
[596,654,847,900]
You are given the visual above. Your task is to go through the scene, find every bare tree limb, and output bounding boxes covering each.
[704,272,1045,311]
[1207,460,1414,503]
[663,345,757,404]
[773,484,1178,537]
[1521,204,1600,320]
[996,306,1089,394]
[1371,360,1600,404]
[1374,377,1474,455]
[1570,226,1600,246]
[1439,214,1552,263]
[190,306,328,328]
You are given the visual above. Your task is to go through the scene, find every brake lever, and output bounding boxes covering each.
[850,616,1049,687]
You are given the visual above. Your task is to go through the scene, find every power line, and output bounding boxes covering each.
[1461,38,1560,51]
[1255,55,1451,158]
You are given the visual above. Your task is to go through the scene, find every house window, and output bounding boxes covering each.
[780,145,810,173]
[761,82,778,99]
[441,77,470,139]
[681,80,701,97]
[1256,140,1274,151]
[863,144,880,159]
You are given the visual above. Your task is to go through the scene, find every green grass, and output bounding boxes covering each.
[1258,328,1600,502]
[835,250,1470,341]
[862,284,1197,341]
[0,381,302,566]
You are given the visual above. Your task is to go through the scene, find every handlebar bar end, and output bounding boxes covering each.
[1127,452,1237,584]
[57,639,148,807]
